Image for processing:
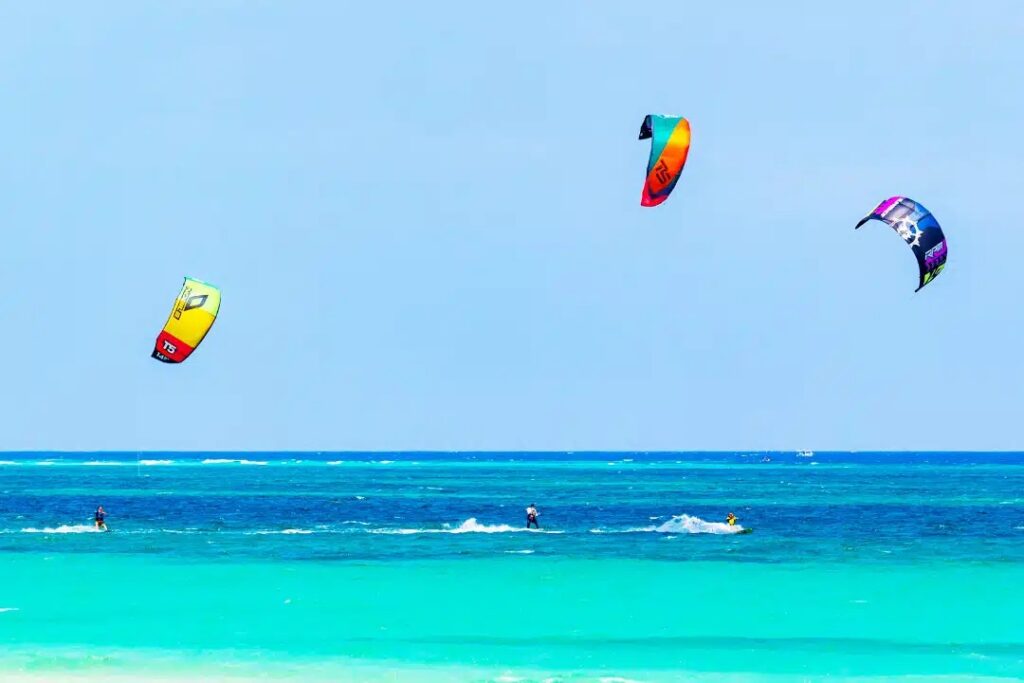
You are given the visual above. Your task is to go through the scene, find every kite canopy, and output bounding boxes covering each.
[855,196,947,291]
[152,277,221,363]
[638,115,691,207]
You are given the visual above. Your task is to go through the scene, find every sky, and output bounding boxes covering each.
[0,2,1021,451]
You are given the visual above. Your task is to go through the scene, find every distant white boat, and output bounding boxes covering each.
[797,450,814,458]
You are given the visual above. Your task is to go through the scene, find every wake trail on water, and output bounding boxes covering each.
[20,524,105,534]
[590,514,746,535]
[371,518,563,535]
[201,459,268,465]
[9,516,742,538]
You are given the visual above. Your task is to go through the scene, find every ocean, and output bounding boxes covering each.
[1,452,1022,682]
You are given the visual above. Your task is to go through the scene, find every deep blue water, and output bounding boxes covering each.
[1,451,1022,563]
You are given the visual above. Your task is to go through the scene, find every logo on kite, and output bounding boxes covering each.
[184,294,208,312]
[638,114,690,207]
[855,197,947,292]
[151,277,222,364]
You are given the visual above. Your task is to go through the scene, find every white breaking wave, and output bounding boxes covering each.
[139,459,175,466]
[327,461,345,465]
[590,514,745,535]
[505,549,535,554]
[22,524,104,534]
[201,459,268,465]
[82,461,124,466]
[251,529,314,535]
[0,608,19,613]
[0,461,18,466]
[372,518,562,535]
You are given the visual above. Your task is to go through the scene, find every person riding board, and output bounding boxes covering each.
[94,506,107,531]
[726,512,737,526]
[526,503,540,529]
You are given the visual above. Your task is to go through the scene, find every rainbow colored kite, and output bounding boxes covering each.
[638,115,691,207]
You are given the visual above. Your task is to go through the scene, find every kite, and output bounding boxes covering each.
[152,277,221,363]
[855,196,947,291]
[638,114,691,207]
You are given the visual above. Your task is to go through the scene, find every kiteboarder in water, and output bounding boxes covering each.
[526,504,540,529]
[726,512,737,526]
[94,506,107,531]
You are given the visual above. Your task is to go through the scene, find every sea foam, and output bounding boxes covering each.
[373,518,562,535]
[201,459,268,465]
[22,524,104,534]
[653,514,744,534]
[591,514,745,535]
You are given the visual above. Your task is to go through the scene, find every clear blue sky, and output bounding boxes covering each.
[0,2,1021,451]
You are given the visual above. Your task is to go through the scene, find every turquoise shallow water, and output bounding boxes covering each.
[1,452,1023,681]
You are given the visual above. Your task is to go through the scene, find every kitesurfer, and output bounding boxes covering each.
[94,506,107,531]
[526,503,540,529]
[726,513,737,526]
